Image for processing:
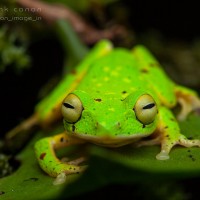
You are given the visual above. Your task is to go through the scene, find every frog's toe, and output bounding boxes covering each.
[156,150,170,160]
[53,165,87,185]
[53,172,67,185]
[178,137,200,148]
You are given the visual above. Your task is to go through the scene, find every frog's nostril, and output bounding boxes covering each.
[116,122,121,128]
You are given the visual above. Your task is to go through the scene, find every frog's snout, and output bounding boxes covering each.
[94,120,122,133]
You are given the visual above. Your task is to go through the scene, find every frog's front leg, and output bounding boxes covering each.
[34,132,87,178]
[175,85,200,121]
[156,107,200,160]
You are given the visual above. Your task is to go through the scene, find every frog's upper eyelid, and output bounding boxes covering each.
[63,103,75,109]
[142,103,155,109]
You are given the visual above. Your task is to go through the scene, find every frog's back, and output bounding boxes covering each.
[78,49,146,100]
[78,46,177,107]
[132,45,176,107]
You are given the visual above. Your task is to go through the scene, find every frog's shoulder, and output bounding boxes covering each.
[132,45,177,107]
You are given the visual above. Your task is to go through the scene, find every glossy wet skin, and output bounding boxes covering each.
[34,40,200,179]
[62,50,161,147]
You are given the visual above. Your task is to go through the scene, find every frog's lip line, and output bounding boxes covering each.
[68,131,151,146]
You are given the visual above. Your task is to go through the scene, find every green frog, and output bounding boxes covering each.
[34,40,200,182]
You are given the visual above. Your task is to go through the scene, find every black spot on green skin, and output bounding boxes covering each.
[140,68,149,73]
[164,126,168,129]
[0,191,5,195]
[142,124,146,128]
[122,91,127,94]
[94,98,102,102]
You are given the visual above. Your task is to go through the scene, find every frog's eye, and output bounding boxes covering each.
[61,94,83,123]
[134,94,157,125]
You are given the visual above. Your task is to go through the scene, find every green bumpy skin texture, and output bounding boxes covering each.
[34,40,200,179]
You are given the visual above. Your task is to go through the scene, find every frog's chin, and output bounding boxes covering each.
[68,132,151,147]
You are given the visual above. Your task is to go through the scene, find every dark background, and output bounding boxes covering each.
[0,1,200,199]
[1,0,200,135]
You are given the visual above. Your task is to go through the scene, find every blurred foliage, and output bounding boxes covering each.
[137,30,200,89]
[0,0,47,73]
[0,0,16,17]
[0,154,13,178]
[43,0,120,13]
[0,0,31,72]
[0,26,30,72]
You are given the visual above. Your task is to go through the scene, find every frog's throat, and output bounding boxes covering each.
[68,132,151,147]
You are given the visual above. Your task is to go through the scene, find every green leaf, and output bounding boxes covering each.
[0,26,30,73]
[0,126,79,200]
[1,114,200,199]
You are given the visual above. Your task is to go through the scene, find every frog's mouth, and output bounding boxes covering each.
[68,131,151,148]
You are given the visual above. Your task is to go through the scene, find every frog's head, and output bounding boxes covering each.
[61,90,158,147]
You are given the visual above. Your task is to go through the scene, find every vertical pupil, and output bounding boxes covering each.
[143,103,155,109]
[63,103,74,109]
